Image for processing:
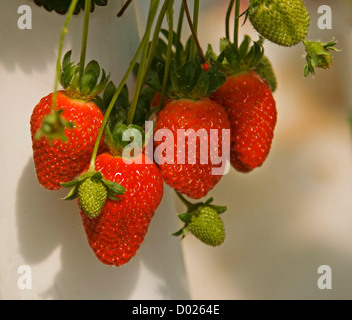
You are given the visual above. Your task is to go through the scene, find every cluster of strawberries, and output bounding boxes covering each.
[30,0,338,267]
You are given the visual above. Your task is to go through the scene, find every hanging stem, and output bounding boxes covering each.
[175,191,193,210]
[234,0,241,49]
[126,0,162,125]
[226,0,235,40]
[159,0,174,108]
[175,2,185,67]
[143,0,171,89]
[190,0,200,60]
[117,0,133,17]
[89,0,160,170]
[52,0,79,111]
[182,0,205,64]
[78,0,92,80]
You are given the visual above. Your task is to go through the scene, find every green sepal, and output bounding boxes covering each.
[303,38,340,77]
[178,212,193,224]
[167,58,226,100]
[101,178,125,195]
[209,35,265,76]
[91,171,103,182]
[255,56,277,92]
[104,121,145,157]
[60,50,110,101]
[61,179,80,188]
[34,109,74,143]
[172,226,189,239]
[209,204,227,214]
[97,81,153,127]
[62,170,125,203]
[107,192,119,201]
[33,0,108,15]
[63,184,79,200]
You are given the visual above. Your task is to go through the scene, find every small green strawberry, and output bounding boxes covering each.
[188,206,225,247]
[78,176,107,218]
[248,0,310,47]
[62,171,125,219]
[303,39,339,77]
[173,195,226,247]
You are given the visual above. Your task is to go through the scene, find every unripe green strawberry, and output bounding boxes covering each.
[78,177,107,218]
[188,206,225,247]
[248,0,310,47]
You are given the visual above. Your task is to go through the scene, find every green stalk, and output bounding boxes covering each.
[78,0,92,80]
[142,0,171,89]
[175,2,185,67]
[52,0,79,111]
[234,0,241,49]
[175,191,193,210]
[159,0,174,108]
[226,0,235,40]
[126,0,161,125]
[190,0,200,60]
[89,0,160,170]
[182,0,205,63]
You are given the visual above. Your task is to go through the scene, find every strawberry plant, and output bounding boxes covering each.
[29,0,341,265]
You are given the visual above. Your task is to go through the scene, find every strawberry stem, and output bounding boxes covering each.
[159,0,174,108]
[117,0,133,17]
[190,0,200,60]
[138,0,171,108]
[234,0,241,49]
[182,0,206,64]
[126,0,164,125]
[51,0,79,111]
[175,191,193,210]
[175,3,185,68]
[89,0,160,170]
[226,0,235,40]
[78,0,92,81]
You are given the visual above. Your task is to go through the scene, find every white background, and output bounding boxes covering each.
[1,0,352,300]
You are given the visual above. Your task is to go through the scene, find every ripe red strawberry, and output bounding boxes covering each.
[30,51,109,190]
[30,91,104,190]
[80,152,164,266]
[212,71,277,173]
[154,98,230,199]
[207,36,277,173]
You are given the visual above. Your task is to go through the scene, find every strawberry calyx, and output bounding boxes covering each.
[96,81,153,157]
[173,193,227,247]
[207,35,277,93]
[62,171,125,218]
[33,0,108,15]
[147,55,226,101]
[143,30,226,101]
[60,50,110,101]
[303,38,340,77]
[34,109,74,142]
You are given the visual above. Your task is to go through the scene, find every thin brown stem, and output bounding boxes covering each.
[182,0,206,64]
[117,0,133,17]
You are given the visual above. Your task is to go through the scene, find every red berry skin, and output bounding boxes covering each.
[211,72,277,173]
[30,91,104,190]
[80,152,164,266]
[154,98,231,200]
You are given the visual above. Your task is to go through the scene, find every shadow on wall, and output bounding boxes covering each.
[16,159,189,299]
